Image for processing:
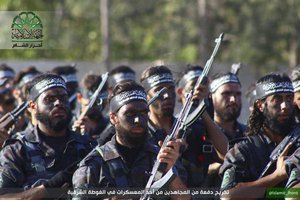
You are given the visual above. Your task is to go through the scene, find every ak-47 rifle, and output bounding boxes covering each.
[72,72,109,132]
[0,101,29,131]
[140,33,224,200]
[258,124,300,179]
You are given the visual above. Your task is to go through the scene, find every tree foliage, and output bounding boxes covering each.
[0,0,300,74]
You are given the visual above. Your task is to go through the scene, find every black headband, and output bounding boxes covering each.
[110,72,135,85]
[0,70,14,79]
[110,90,147,112]
[18,73,37,88]
[210,74,240,93]
[141,73,174,92]
[256,81,294,100]
[29,77,66,100]
[60,73,78,83]
[178,69,203,88]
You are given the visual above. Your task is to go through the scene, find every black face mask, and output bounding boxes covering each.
[263,106,295,137]
[36,108,72,131]
[115,110,148,148]
[115,124,146,148]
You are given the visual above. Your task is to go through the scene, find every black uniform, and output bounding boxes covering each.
[219,133,279,191]
[73,135,187,200]
[0,126,95,192]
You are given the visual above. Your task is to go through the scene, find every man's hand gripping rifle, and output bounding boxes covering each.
[140,33,224,200]
[72,72,109,132]
[258,124,300,179]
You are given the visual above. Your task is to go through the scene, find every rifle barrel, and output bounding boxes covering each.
[79,72,109,119]
[141,33,224,200]
[147,87,167,106]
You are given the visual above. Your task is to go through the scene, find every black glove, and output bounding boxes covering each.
[43,161,79,188]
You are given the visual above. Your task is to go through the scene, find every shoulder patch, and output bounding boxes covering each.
[221,168,236,190]
[286,169,300,188]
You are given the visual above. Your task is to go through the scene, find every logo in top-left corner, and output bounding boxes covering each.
[11,11,43,49]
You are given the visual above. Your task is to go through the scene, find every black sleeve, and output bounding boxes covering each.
[0,142,26,190]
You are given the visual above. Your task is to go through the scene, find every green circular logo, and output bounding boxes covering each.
[11,11,43,48]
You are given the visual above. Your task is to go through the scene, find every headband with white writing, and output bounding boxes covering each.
[256,81,294,100]
[178,69,203,88]
[29,77,66,100]
[142,73,174,92]
[110,90,147,112]
[110,73,135,86]
[60,74,78,83]
[210,74,240,93]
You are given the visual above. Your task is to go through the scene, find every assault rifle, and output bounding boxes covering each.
[258,124,300,179]
[72,72,109,132]
[140,33,224,200]
[147,87,167,106]
[0,101,29,131]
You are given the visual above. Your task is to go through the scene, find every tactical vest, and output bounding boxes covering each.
[95,146,129,187]
[95,145,156,188]
[16,134,86,189]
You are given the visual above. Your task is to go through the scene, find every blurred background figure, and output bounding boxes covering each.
[108,65,136,94]
[245,83,257,113]
[0,64,15,117]
[0,64,15,146]
[12,66,42,133]
[290,67,300,122]
[51,64,79,112]
[13,66,41,104]
[204,71,246,191]
[72,72,109,139]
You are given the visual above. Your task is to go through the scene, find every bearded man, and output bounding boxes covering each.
[204,72,246,189]
[0,73,94,199]
[220,73,298,199]
[210,72,246,143]
[72,80,190,200]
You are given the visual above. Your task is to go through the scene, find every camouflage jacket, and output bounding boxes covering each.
[0,125,94,193]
